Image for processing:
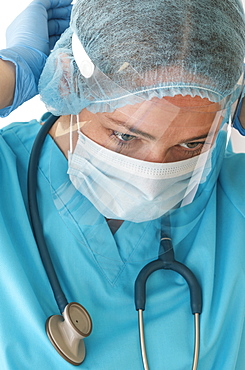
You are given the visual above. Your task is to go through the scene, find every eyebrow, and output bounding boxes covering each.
[105,117,210,143]
[105,117,157,140]
[180,133,210,142]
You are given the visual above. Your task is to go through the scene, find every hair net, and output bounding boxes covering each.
[39,0,245,115]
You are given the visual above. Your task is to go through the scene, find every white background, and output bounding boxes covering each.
[0,1,244,151]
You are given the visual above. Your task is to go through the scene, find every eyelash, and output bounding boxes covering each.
[110,130,207,157]
[178,141,206,157]
[110,131,137,148]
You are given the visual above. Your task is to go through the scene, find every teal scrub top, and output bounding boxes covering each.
[0,116,244,370]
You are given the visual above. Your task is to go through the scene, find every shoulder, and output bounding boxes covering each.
[218,152,245,216]
[0,113,49,157]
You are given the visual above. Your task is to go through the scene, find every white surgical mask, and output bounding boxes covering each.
[67,132,211,223]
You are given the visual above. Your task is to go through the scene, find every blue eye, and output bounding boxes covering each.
[113,131,136,142]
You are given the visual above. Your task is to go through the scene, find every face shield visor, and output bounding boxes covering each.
[67,95,239,220]
[46,91,241,271]
[51,77,243,220]
[51,32,241,222]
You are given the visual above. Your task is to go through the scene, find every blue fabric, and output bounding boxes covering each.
[0,116,244,369]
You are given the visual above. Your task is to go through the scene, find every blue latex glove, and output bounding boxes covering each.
[0,0,72,117]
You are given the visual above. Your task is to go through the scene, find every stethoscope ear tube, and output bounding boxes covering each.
[27,113,68,313]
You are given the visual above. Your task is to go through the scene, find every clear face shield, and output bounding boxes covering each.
[46,34,244,266]
[67,93,240,213]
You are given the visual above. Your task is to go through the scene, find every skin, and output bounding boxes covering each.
[52,95,224,163]
[0,59,15,109]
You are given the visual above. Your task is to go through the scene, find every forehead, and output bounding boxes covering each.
[102,95,222,130]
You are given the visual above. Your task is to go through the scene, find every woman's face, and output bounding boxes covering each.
[78,95,223,163]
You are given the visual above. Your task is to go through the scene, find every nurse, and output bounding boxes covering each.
[0,0,245,369]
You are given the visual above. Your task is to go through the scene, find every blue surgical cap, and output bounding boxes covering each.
[39,0,245,115]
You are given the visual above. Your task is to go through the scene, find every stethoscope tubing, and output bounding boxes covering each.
[135,237,202,369]
[135,238,202,314]
[27,114,68,313]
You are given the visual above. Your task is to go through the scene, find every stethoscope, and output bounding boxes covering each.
[27,113,202,368]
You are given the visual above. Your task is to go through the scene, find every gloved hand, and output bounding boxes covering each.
[0,0,72,117]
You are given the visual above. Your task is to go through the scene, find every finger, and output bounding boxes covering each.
[49,34,61,50]
[34,0,73,9]
[52,0,73,7]
[48,5,72,21]
[48,19,70,37]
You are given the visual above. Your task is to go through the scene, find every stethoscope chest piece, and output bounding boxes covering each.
[46,302,92,366]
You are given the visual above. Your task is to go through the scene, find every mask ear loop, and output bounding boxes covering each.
[69,71,82,154]
[226,112,232,146]
[70,76,77,154]
[69,115,81,155]
[69,115,74,154]
[77,114,81,132]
